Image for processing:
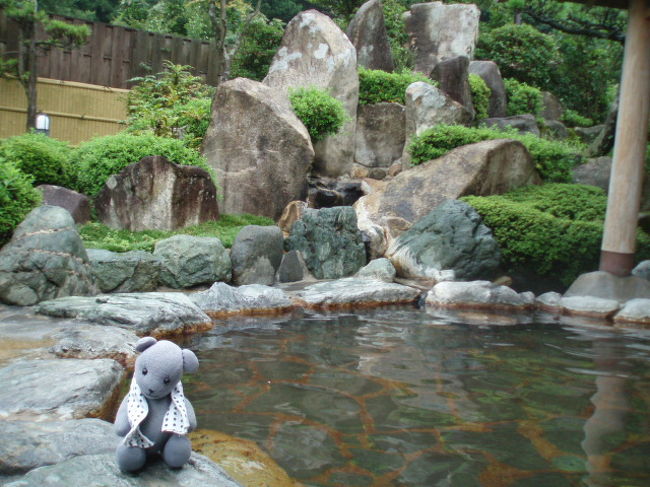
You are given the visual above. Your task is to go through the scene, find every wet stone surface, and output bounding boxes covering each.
[183,307,650,487]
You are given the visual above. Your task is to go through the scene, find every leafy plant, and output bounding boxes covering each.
[69,132,213,197]
[79,213,275,252]
[503,78,543,117]
[469,73,491,121]
[0,160,42,245]
[0,133,73,188]
[407,124,584,182]
[561,108,595,128]
[230,16,284,81]
[289,87,348,143]
[462,184,650,285]
[358,67,435,105]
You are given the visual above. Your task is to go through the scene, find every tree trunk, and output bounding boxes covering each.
[25,34,38,131]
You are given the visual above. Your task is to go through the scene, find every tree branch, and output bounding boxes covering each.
[523,8,624,43]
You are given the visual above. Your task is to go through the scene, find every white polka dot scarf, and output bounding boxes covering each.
[123,379,190,448]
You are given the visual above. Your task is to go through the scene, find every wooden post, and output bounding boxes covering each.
[600,0,650,276]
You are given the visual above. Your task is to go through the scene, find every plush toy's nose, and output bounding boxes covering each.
[148,388,155,395]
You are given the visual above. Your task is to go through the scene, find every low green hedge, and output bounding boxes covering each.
[407,124,584,182]
[462,184,650,285]
[469,73,491,121]
[0,161,42,245]
[289,87,348,143]
[358,67,435,105]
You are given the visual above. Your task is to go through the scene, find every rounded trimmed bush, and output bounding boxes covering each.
[504,78,543,117]
[0,133,72,188]
[69,133,213,198]
[289,87,348,143]
[469,73,491,121]
[0,161,42,245]
[358,67,435,105]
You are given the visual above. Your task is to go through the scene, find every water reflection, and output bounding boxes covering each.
[184,307,650,487]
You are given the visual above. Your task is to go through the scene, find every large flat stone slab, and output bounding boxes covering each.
[0,358,123,421]
[34,293,212,336]
[426,281,535,311]
[3,453,242,487]
[190,283,294,318]
[614,299,650,326]
[49,324,139,367]
[0,418,118,474]
[292,278,420,309]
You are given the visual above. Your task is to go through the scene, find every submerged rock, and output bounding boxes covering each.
[0,359,123,421]
[190,282,293,317]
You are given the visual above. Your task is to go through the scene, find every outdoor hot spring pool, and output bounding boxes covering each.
[182,307,650,487]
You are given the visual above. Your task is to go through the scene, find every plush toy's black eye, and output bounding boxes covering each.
[142,367,148,376]
[164,376,170,384]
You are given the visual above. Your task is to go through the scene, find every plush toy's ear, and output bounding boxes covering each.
[135,336,157,352]
[182,349,199,373]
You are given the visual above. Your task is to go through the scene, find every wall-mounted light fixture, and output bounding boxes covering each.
[35,113,51,136]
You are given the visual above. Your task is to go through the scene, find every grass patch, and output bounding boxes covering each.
[79,214,275,253]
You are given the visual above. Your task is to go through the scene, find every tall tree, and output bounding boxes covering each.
[0,0,90,130]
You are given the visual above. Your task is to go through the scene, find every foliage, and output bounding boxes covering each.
[381,0,415,71]
[561,109,594,128]
[0,133,73,187]
[39,0,120,22]
[461,184,650,285]
[125,62,215,149]
[407,124,584,182]
[503,78,543,117]
[289,87,348,143]
[358,67,434,105]
[70,132,212,197]
[476,23,560,91]
[79,213,275,252]
[230,16,284,81]
[469,73,491,121]
[0,160,42,245]
[259,0,301,22]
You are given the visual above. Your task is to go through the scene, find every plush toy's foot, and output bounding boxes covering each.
[162,434,192,468]
[116,444,147,473]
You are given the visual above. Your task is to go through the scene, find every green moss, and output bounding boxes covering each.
[78,213,275,252]
[469,73,491,121]
[358,67,436,105]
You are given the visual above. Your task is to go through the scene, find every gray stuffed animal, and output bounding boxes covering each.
[114,337,199,473]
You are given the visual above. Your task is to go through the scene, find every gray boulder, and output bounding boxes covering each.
[564,271,650,304]
[541,91,564,121]
[587,98,617,157]
[190,282,293,317]
[277,250,309,283]
[559,296,620,320]
[543,119,569,139]
[264,10,358,177]
[386,200,500,280]
[202,78,314,219]
[484,114,541,136]
[0,419,118,474]
[49,324,138,367]
[95,156,219,231]
[35,292,211,336]
[87,249,162,293]
[231,225,284,286]
[154,235,231,288]
[0,359,123,421]
[632,260,650,281]
[3,453,242,487]
[430,56,473,114]
[614,299,650,326]
[426,281,535,310]
[346,0,394,72]
[572,157,611,192]
[575,125,604,144]
[0,205,97,306]
[405,82,473,139]
[355,258,396,282]
[355,102,406,169]
[37,185,90,224]
[286,206,367,279]
[404,1,480,74]
[468,60,507,118]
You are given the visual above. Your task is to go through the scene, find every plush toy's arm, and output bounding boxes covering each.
[185,398,197,432]
[114,396,131,437]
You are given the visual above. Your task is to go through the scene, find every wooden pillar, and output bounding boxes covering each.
[600,0,650,276]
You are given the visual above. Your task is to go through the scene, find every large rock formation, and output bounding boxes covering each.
[404,1,480,75]
[0,205,97,306]
[95,156,219,231]
[203,78,314,220]
[354,102,406,169]
[230,225,284,286]
[263,10,358,177]
[346,0,394,72]
[468,60,507,118]
[87,249,162,293]
[430,56,473,114]
[355,139,541,255]
[286,206,367,279]
[386,200,500,280]
[37,185,90,224]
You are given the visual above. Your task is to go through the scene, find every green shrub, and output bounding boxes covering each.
[561,108,595,128]
[70,133,212,198]
[462,184,650,285]
[503,78,543,117]
[0,133,73,187]
[469,73,491,121]
[476,23,560,90]
[231,17,284,81]
[358,67,435,105]
[407,124,584,182]
[289,87,348,143]
[0,161,42,245]
[79,213,275,252]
